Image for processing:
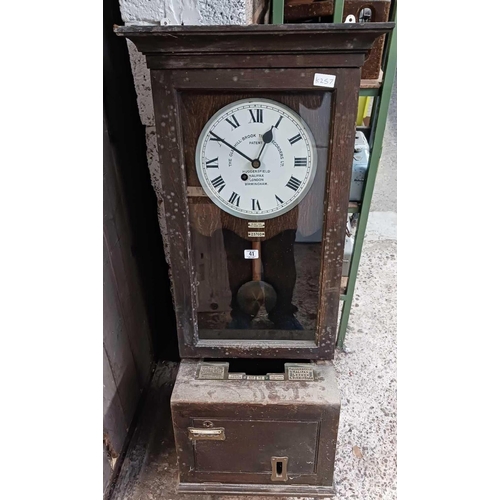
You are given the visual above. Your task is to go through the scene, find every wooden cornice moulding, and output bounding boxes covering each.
[114,23,394,69]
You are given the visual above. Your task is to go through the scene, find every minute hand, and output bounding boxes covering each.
[209,132,253,163]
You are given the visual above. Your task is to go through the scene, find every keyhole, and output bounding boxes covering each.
[276,461,283,476]
[271,456,288,481]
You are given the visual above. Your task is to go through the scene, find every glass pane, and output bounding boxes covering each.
[181,91,332,341]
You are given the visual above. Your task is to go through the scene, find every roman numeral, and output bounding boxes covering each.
[275,116,283,129]
[249,109,263,123]
[209,133,223,144]
[211,175,225,192]
[294,157,307,167]
[288,133,302,145]
[228,192,241,206]
[286,176,301,191]
[275,194,284,205]
[206,157,219,168]
[225,115,240,129]
[252,199,261,211]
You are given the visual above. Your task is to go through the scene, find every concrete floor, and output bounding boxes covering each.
[109,83,397,500]
[330,76,397,498]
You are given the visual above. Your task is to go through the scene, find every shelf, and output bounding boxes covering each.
[360,70,383,90]
[359,88,380,97]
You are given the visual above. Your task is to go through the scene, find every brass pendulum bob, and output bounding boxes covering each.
[236,240,277,317]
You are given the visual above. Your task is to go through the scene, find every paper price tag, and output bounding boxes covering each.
[244,249,259,259]
[313,73,336,88]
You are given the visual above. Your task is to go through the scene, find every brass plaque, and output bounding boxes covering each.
[248,221,265,229]
[248,231,265,238]
[285,364,315,381]
[197,362,229,380]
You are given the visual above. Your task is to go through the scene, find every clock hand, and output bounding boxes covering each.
[256,126,274,161]
[209,131,253,163]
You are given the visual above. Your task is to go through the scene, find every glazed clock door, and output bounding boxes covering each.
[181,92,332,342]
[115,24,394,358]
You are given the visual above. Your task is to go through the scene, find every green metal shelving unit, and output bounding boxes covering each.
[272,0,397,349]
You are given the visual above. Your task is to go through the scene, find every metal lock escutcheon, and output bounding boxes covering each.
[271,456,288,481]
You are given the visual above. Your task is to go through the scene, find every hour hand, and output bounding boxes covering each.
[209,132,253,163]
[257,126,274,161]
[262,126,274,144]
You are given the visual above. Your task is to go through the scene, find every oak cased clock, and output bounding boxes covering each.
[116,23,394,496]
[115,24,394,360]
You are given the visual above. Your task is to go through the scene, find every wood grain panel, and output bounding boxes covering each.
[191,228,232,313]
[103,348,127,457]
[103,239,141,425]
[149,70,198,349]
[102,114,154,480]
[147,53,364,70]
[316,67,361,350]
[103,165,152,388]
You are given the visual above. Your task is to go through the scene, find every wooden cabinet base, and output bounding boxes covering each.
[171,359,341,496]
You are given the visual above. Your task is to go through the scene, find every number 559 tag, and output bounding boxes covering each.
[313,73,336,88]
[244,249,259,259]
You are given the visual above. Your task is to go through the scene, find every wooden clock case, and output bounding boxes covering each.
[171,358,341,496]
[116,23,393,496]
[115,23,393,360]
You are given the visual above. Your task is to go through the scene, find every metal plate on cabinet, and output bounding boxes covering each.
[196,362,229,380]
[188,427,226,441]
[285,364,315,381]
[248,221,265,229]
[196,362,314,381]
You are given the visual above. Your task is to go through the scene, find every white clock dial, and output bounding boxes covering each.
[195,98,317,220]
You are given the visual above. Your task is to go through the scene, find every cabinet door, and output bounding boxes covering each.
[187,417,321,484]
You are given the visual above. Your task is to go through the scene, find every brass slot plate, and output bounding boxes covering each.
[188,427,226,441]
[195,362,314,381]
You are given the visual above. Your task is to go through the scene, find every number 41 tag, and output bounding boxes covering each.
[244,249,259,259]
[313,73,336,88]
